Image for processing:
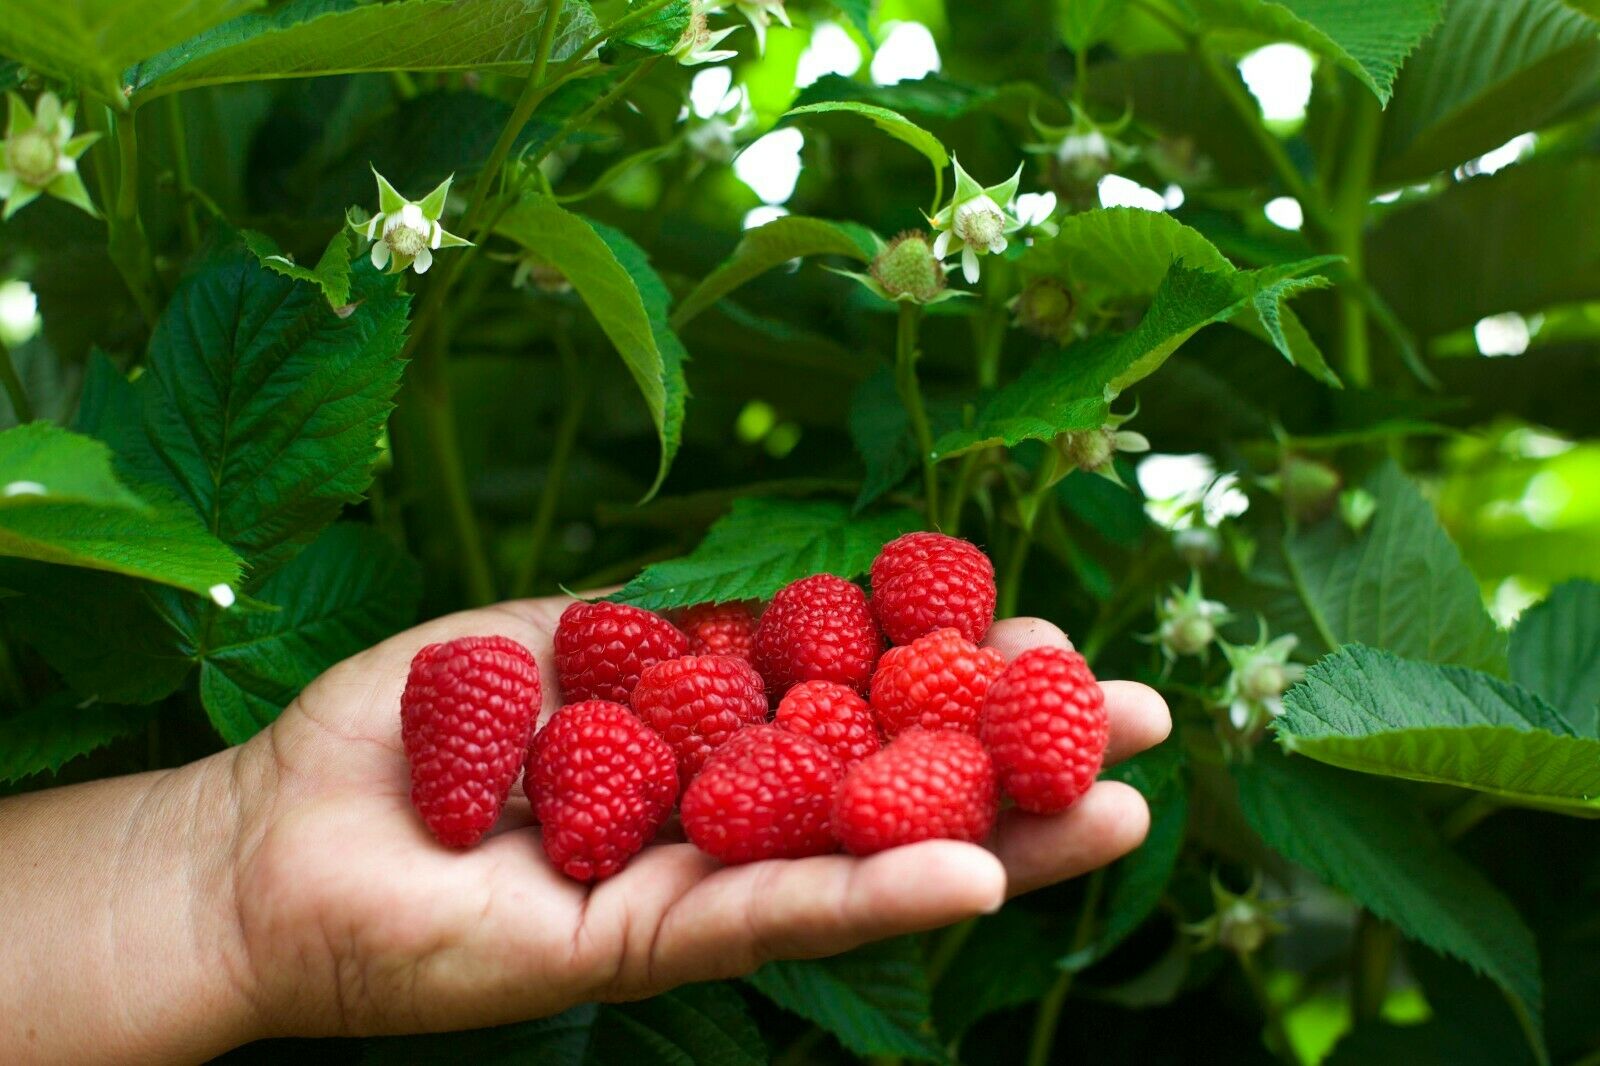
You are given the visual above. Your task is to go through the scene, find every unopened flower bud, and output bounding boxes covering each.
[1010,277,1075,342]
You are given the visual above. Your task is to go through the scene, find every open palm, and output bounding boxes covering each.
[224,595,1170,1037]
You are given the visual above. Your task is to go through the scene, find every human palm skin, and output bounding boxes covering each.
[225,596,1170,1037]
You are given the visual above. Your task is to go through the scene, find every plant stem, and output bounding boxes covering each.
[895,302,941,525]
[1026,869,1105,1066]
[1239,951,1296,1063]
[163,95,201,250]
[998,528,1033,619]
[0,336,34,423]
[513,336,588,597]
[1350,910,1394,1024]
[1195,47,1325,227]
[1331,91,1380,389]
[926,917,977,986]
[107,110,159,327]
[1440,792,1500,840]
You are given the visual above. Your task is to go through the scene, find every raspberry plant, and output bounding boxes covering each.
[2,0,1599,1063]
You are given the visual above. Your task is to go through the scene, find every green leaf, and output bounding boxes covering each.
[748,937,945,1061]
[830,0,877,43]
[585,219,690,499]
[616,0,691,53]
[128,0,600,102]
[131,243,410,579]
[0,0,260,102]
[781,100,949,186]
[793,73,1002,120]
[1277,644,1600,815]
[930,908,1072,1042]
[496,197,681,499]
[1250,274,1338,387]
[609,498,918,611]
[1283,461,1509,673]
[1027,207,1235,304]
[0,696,153,783]
[1509,581,1600,735]
[362,983,764,1065]
[242,228,353,309]
[0,422,241,596]
[194,523,420,744]
[1234,749,1545,1056]
[1057,0,1131,51]
[673,216,877,329]
[1192,0,1443,104]
[848,368,961,511]
[1376,0,1600,183]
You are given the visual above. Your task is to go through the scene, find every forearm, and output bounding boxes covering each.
[0,751,261,1063]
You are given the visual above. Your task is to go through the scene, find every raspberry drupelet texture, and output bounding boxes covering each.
[400,636,542,848]
[677,601,759,661]
[870,627,1007,738]
[775,680,881,765]
[980,647,1108,813]
[681,726,844,864]
[870,532,997,646]
[832,729,998,856]
[754,573,882,697]
[630,653,769,780]
[529,700,679,881]
[554,601,689,704]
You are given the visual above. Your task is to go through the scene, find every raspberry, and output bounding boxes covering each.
[979,647,1108,813]
[554,601,689,704]
[754,573,881,697]
[630,653,769,780]
[775,680,881,765]
[677,601,759,661]
[681,726,843,864]
[528,701,678,882]
[870,627,1006,738]
[832,729,998,856]
[870,532,996,646]
[400,636,542,848]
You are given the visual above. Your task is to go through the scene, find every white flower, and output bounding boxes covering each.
[1150,574,1231,661]
[0,92,100,220]
[672,2,741,65]
[350,168,471,275]
[1056,128,1110,167]
[736,0,790,53]
[1218,626,1306,734]
[929,157,1023,283]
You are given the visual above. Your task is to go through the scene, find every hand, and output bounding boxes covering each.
[224,597,1171,1038]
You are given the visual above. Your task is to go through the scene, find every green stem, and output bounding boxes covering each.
[0,336,34,423]
[926,917,977,987]
[1240,951,1296,1063]
[107,110,159,327]
[895,302,941,525]
[417,361,496,605]
[997,527,1033,619]
[512,336,588,597]
[1331,92,1380,389]
[1350,911,1395,1025]
[1026,870,1105,1066]
[163,95,200,250]
[1440,792,1500,840]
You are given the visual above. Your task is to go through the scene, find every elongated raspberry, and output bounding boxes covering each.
[681,726,843,864]
[754,574,882,697]
[832,729,998,856]
[400,636,541,848]
[980,647,1107,813]
[529,701,678,881]
[630,653,768,780]
[870,532,996,646]
[555,601,689,704]
[677,601,759,661]
[870,627,1006,737]
[775,680,881,765]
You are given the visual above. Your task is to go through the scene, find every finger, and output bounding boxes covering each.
[983,616,1074,658]
[988,780,1150,897]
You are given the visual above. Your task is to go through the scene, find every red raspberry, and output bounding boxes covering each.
[630,653,769,780]
[832,729,998,856]
[528,701,678,882]
[677,601,759,661]
[681,725,843,864]
[754,574,881,697]
[870,532,996,646]
[980,647,1108,813]
[400,636,541,848]
[775,680,881,765]
[554,601,689,704]
[870,627,1006,738]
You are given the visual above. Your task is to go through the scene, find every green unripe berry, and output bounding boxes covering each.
[870,231,944,303]
[6,127,58,187]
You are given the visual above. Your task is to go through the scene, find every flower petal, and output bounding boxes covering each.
[962,246,979,284]
[370,241,390,270]
[411,246,433,274]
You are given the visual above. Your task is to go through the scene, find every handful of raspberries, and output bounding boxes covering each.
[399,531,1110,881]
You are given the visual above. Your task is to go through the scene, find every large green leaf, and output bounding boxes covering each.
[1282,461,1509,673]
[1509,581,1600,736]
[194,523,420,744]
[242,228,352,309]
[1277,644,1600,814]
[0,0,259,102]
[0,422,240,596]
[1194,0,1442,103]
[496,196,683,497]
[747,937,945,1061]
[609,498,918,611]
[781,101,950,185]
[0,696,154,783]
[1235,749,1544,1055]
[1376,0,1600,183]
[1026,208,1234,305]
[673,216,877,329]
[128,0,600,102]
[362,983,764,1065]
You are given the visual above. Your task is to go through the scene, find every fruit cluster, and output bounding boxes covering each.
[399,532,1110,881]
